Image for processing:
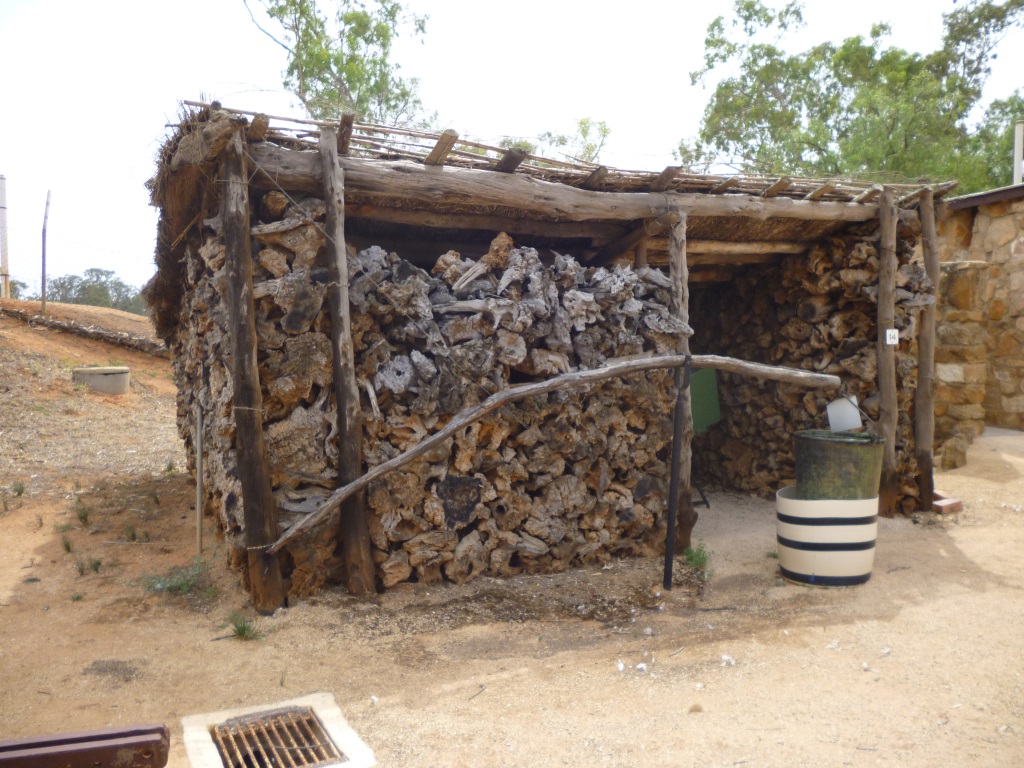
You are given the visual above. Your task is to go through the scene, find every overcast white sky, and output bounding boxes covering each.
[0,0,1021,292]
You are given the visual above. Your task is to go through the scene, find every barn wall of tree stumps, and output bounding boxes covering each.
[690,236,931,513]
[171,195,691,596]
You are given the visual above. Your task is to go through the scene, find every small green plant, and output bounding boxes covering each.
[767,550,779,560]
[150,491,161,507]
[75,558,87,576]
[123,525,138,542]
[35,514,44,530]
[88,557,103,573]
[54,521,72,533]
[165,460,176,475]
[683,543,713,579]
[228,612,262,641]
[72,479,82,492]
[13,481,26,497]
[71,593,84,602]
[76,505,89,526]
[141,530,151,542]
[142,558,213,597]
[61,535,74,553]
[23,576,41,583]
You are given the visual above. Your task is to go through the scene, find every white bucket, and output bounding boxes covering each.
[775,486,877,586]
[826,395,862,432]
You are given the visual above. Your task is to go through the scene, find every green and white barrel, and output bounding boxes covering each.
[775,485,877,586]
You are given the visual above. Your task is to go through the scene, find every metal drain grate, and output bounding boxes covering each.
[210,706,347,768]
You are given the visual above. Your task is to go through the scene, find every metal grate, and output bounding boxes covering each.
[210,706,347,768]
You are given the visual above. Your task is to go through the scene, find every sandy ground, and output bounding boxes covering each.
[1,309,1022,768]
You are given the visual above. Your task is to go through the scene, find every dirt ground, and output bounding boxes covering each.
[1,308,1022,768]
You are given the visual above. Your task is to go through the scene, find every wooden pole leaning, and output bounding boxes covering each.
[222,130,286,613]
[319,125,376,595]
[914,189,939,509]
[668,213,697,553]
[877,187,899,518]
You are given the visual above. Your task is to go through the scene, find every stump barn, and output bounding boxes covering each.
[146,103,949,609]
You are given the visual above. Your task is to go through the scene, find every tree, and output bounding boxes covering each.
[680,0,1024,190]
[44,269,146,315]
[9,280,28,300]
[538,118,611,164]
[247,0,429,126]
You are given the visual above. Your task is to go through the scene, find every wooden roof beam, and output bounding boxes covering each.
[580,166,609,190]
[647,252,781,268]
[247,144,886,222]
[493,147,528,173]
[424,129,459,166]
[853,184,884,203]
[651,166,681,191]
[344,203,623,240]
[803,181,836,200]
[761,176,792,197]
[648,240,806,255]
[710,177,739,194]
[594,211,682,261]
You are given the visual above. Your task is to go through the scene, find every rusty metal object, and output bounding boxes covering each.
[210,706,345,767]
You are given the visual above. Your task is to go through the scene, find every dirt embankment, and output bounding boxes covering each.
[1,309,1022,768]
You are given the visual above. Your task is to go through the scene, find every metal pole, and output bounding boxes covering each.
[1014,120,1023,186]
[41,190,50,314]
[0,175,9,299]
[196,404,204,554]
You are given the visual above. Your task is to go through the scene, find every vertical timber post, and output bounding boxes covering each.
[915,189,939,509]
[877,187,899,518]
[196,404,204,555]
[669,213,696,551]
[222,130,286,613]
[319,125,375,595]
[1,175,9,299]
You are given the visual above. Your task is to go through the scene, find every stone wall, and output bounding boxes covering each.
[937,195,1024,435]
[934,262,989,468]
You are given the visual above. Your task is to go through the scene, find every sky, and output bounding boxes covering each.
[0,0,1022,293]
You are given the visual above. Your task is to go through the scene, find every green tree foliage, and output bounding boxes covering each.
[8,279,28,299]
[44,269,146,315]
[247,0,428,125]
[538,118,611,164]
[681,0,1024,190]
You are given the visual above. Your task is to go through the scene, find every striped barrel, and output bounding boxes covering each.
[775,486,877,587]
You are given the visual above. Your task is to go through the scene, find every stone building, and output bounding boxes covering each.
[936,184,1024,465]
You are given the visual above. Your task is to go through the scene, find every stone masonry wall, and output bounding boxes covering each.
[934,262,989,468]
[938,197,1024,434]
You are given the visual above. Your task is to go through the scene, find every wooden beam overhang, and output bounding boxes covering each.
[247,144,884,223]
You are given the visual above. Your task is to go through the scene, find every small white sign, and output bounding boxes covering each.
[885,328,899,346]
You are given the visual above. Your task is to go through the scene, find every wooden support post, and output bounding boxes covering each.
[222,130,286,614]
[424,129,459,166]
[595,211,680,261]
[915,189,939,510]
[493,147,528,173]
[319,126,376,595]
[633,241,647,268]
[651,166,680,192]
[338,113,355,155]
[877,187,899,518]
[709,178,738,194]
[804,181,836,200]
[581,166,608,190]
[668,213,697,550]
[761,176,792,197]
